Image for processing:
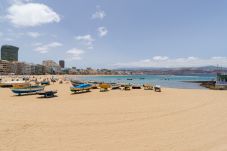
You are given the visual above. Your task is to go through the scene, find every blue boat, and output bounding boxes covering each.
[74,83,92,88]
[70,83,92,93]
[11,86,45,95]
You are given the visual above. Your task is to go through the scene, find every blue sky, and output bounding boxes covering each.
[0,0,227,68]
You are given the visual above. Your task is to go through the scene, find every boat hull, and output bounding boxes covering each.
[41,81,50,85]
[11,86,44,95]
[70,84,92,93]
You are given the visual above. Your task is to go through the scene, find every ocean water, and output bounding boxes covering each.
[77,75,216,89]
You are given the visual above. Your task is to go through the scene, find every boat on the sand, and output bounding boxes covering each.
[11,85,45,95]
[0,80,26,88]
[70,83,92,93]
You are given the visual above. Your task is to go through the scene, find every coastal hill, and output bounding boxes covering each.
[115,66,227,75]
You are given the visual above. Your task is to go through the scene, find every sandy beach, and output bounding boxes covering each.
[1,80,227,151]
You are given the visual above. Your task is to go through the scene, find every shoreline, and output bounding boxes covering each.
[0,74,216,90]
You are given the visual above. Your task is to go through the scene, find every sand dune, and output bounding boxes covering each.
[1,82,227,151]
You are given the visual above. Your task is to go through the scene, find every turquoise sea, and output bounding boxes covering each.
[78,75,216,89]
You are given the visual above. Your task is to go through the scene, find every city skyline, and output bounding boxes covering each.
[1,0,227,68]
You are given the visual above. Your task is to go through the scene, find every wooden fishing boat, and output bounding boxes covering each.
[12,83,30,89]
[132,85,141,89]
[99,83,111,92]
[71,80,85,87]
[70,83,92,93]
[0,80,26,88]
[88,81,100,89]
[11,85,45,95]
[122,84,131,90]
[111,84,121,90]
[143,84,154,90]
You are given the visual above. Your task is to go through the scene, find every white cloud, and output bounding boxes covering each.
[75,34,95,49]
[114,56,227,68]
[35,42,62,53]
[75,34,94,44]
[211,57,227,60]
[187,56,197,60]
[6,2,60,27]
[97,27,108,37]
[66,48,85,60]
[27,32,41,38]
[153,56,169,61]
[0,32,3,37]
[92,7,106,20]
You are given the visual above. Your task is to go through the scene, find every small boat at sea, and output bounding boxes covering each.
[127,78,133,80]
[11,85,45,95]
[70,83,92,93]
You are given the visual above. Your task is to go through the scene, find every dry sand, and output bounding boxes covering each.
[1,81,227,151]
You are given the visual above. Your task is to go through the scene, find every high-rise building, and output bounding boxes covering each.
[59,60,65,68]
[1,45,19,61]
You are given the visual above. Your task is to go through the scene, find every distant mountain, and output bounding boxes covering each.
[115,67,167,71]
[194,66,227,71]
[116,66,227,71]
[114,66,227,75]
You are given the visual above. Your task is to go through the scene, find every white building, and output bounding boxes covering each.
[42,60,61,74]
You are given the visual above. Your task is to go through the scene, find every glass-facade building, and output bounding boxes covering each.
[1,45,19,61]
